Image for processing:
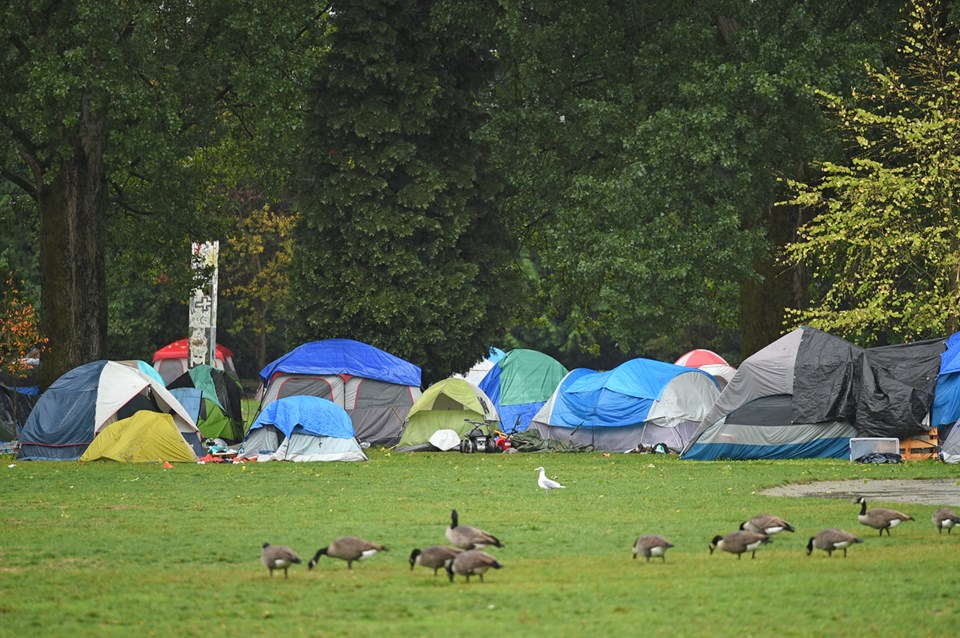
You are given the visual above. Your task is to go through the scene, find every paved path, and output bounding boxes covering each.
[762,479,960,506]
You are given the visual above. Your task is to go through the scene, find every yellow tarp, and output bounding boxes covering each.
[80,410,197,463]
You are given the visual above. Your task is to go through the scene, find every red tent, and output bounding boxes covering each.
[152,339,237,384]
[674,349,736,388]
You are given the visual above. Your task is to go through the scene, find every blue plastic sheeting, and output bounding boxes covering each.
[258,339,421,387]
[498,403,544,433]
[17,360,107,460]
[248,395,354,439]
[168,388,203,424]
[682,437,850,461]
[933,332,960,427]
[548,360,716,428]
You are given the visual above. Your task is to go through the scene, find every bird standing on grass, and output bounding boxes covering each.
[632,535,674,563]
[409,546,463,575]
[932,508,960,534]
[855,496,913,536]
[536,466,566,493]
[709,531,771,559]
[740,514,795,536]
[446,549,503,583]
[446,510,503,550]
[261,543,301,578]
[308,536,388,570]
[805,529,862,557]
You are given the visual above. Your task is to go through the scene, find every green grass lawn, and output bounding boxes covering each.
[1,451,958,637]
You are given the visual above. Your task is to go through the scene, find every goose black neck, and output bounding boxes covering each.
[859,500,867,515]
[451,510,459,527]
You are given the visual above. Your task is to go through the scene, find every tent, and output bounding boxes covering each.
[453,347,506,386]
[397,378,499,449]
[258,339,421,447]
[79,410,199,463]
[167,365,245,443]
[478,349,568,433]
[239,395,367,462]
[674,349,737,389]
[17,360,203,461]
[529,358,720,452]
[152,339,238,385]
[681,327,945,461]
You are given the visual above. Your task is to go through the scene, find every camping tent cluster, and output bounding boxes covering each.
[17,328,960,463]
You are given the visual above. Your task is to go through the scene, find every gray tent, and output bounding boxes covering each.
[681,327,944,461]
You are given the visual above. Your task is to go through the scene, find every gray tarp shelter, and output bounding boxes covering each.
[682,327,945,460]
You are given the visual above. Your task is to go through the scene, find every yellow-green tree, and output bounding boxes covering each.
[783,0,960,342]
[221,205,298,373]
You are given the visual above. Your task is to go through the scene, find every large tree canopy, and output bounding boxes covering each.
[784,0,960,343]
[291,0,520,383]
[0,1,324,387]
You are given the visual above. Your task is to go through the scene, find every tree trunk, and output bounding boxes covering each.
[36,97,108,389]
[739,198,807,359]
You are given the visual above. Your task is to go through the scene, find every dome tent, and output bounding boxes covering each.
[397,378,499,450]
[478,349,568,433]
[80,411,199,463]
[529,358,720,452]
[674,349,737,389]
[18,360,202,461]
[240,396,367,462]
[258,339,421,447]
[453,347,505,386]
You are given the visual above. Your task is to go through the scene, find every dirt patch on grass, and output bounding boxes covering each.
[762,479,960,506]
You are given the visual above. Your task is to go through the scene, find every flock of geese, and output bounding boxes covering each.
[260,469,960,581]
[261,509,504,582]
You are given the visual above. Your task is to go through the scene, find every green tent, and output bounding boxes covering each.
[397,378,499,448]
[167,365,245,443]
[80,410,198,463]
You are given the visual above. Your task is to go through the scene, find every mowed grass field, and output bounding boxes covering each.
[1,451,958,637]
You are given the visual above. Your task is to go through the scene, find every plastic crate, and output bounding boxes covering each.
[849,437,899,462]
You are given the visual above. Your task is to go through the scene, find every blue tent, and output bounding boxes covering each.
[259,338,420,387]
[530,358,720,451]
[241,396,367,462]
[257,339,422,447]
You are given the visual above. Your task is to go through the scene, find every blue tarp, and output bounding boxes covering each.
[258,339,421,387]
[547,360,717,428]
[933,332,960,428]
[248,396,355,439]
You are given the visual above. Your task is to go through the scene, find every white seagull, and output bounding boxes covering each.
[536,466,566,493]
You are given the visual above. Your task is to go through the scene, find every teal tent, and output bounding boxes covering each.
[478,349,568,432]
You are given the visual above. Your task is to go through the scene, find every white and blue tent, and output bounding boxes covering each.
[17,360,202,461]
[529,358,720,452]
[240,396,368,462]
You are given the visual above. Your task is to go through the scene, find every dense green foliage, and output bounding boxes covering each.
[292,0,520,383]
[2,0,958,383]
[0,453,957,636]
[784,0,960,342]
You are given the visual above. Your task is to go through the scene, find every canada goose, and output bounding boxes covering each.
[536,466,566,493]
[409,545,463,575]
[261,543,301,578]
[632,535,674,563]
[445,549,503,583]
[740,514,796,535]
[446,510,503,550]
[805,529,862,557]
[709,531,770,559]
[932,508,960,534]
[855,496,913,536]
[308,536,388,570]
